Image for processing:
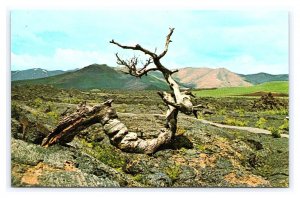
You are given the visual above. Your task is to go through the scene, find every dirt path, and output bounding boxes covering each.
[119,112,289,139]
[196,119,289,138]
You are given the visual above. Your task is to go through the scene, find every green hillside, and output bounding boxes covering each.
[194,81,289,97]
[13,64,169,90]
[239,73,288,85]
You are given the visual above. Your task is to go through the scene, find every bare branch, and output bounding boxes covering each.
[115,53,157,77]
[158,27,175,59]
[157,91,180,108]
[182,90,195,98]
[192,104,205,111]
[140,56,153,71]
[110,39,157,58]
[170,69,179,75]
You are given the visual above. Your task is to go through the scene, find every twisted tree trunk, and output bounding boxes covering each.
[42,100,173,154]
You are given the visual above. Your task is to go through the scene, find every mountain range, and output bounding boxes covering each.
[12,64,288,90]
[12,68,66,81]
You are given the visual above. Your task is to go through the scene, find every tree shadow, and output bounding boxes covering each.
[157,135,193,152]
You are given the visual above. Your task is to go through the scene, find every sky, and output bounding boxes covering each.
[11,10,289,74]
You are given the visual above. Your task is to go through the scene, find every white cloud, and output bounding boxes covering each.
[11,53,49,69]
[217,55,288,74]
[11,48,117,70]
[11,49,288,74]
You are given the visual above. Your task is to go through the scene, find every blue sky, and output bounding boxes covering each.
[11,10,288,74]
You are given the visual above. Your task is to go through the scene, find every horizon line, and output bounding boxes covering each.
[11,63,289,75]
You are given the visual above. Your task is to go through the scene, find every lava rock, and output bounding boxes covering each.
[144,172,172,187]
[11,138,140,187]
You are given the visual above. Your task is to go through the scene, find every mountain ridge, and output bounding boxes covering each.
[12,64,288,90]
[173,67,252,89]
[12,64,170,90]
[11,68,66,81]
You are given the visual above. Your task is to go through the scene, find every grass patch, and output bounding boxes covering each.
[194,81,288,97]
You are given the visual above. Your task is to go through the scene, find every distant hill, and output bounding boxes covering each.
[12,64,169,90]
[239,72,288,85]
[173,67,252,89]
[11,68,66,81]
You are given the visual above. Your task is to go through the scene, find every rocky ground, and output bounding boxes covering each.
[11,85,289,187]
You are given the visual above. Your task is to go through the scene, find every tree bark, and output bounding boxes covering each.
[42,100,173,154]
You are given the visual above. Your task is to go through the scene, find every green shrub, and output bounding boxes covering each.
[80,139,126,168]
[224,117,248,126]
[165,164,181,181]
[94,147,125,168]
[176,127,187,136]
[255,117,267,129]
[263,109,288,116]
[33,97,43,107]
[46,111,59,120]
[268,127,281,138]
[218,109,226,115]
[235,108,245,117]
[132,174,143,182]
[197,144,206,152]
[279,119,289,131]
[196,111,204,120]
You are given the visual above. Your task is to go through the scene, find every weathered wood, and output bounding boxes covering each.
[41,101,110,147]
[42,100,172,154]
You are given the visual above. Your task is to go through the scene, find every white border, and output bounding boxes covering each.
[1,1,299,198]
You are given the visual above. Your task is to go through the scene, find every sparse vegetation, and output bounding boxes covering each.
[255,117,267,129]
[164,164,181,181]
[80,138,126,169]
[132,174,143,182]
[268,127,282,138]
[176,127,187,136]
[11,84,289,187]
[33,97,43,107]
[235,108,245,117]
[223,117,248,127]
[46,111,59,120]
[279,119,289,131]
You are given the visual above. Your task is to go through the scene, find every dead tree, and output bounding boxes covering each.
[110,28,203,136]
[42,28,203,154]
